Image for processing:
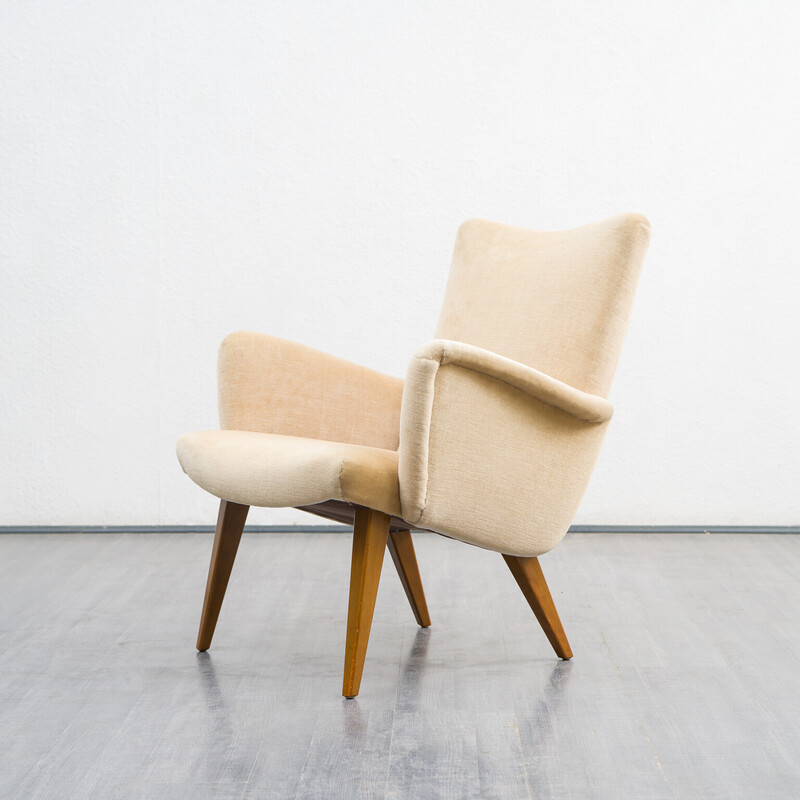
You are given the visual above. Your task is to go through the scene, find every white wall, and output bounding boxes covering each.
[1,1,798,527]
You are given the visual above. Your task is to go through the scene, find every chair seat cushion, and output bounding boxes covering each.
[176,430,401,517]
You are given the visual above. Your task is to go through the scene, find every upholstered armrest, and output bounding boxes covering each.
[409,340,613,423]
[218,331,404,450]
[398,339,612,557]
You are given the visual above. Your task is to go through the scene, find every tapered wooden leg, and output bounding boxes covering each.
[503,554,573,659]
[342,507,391,698]
[196,500,249,651]
[388,531,431,627]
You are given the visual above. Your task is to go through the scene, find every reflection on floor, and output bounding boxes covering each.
[0,531,798,799]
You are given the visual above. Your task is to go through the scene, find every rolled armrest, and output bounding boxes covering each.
[412,340,612,423]
[398,339,612,557]
[218,331,404,450]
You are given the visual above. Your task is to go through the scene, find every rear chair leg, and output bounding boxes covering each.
[196,500,249,651]
[342,507,391,698]
[503,554,573,659]
[388,531,431,627]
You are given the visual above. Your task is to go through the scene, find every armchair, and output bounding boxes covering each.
[177,213,651,696]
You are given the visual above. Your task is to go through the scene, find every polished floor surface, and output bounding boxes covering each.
[0,532,798,799]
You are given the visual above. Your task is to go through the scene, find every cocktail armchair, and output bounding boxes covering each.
[177,213,651,696]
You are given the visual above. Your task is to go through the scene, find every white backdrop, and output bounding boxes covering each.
[1,1,798,527]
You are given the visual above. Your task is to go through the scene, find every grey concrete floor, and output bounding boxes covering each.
[0,532,798,799]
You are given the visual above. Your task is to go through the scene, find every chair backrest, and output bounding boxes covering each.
[434,214,651,396]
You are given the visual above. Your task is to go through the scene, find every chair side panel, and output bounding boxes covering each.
[410,365,608,557]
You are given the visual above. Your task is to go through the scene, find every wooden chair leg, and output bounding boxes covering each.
[388,531,431,627]
[196,500,249,651]
[342,507,390,698]
[503,554,573,660]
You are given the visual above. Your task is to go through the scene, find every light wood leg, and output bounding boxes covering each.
[196,500,249,651]
[503,554,573,659]
[388,531,431,627]
[342,507,390,698]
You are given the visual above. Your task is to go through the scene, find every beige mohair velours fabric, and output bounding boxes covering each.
[218,331,404,450]
[398,355,609,557]
[177,214,649,557]
[398,214,650,556]
[177,431,402,518]
[409,340,613,423]
[436,214,650,395]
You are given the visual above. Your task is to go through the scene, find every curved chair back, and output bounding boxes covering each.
[435,215,651,396]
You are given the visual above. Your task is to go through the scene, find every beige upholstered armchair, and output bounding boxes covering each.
[177,214,651,697]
